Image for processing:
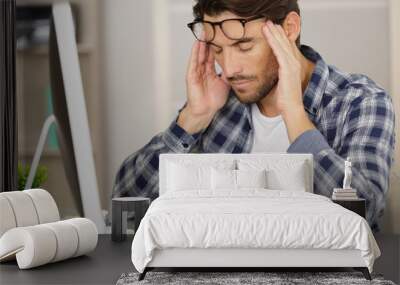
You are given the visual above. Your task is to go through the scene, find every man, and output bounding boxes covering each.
[113,0,395,231]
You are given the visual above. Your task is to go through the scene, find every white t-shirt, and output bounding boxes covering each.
[250,103,290,153]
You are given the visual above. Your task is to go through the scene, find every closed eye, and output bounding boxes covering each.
[235,39,254,52]
[238,42,254,51]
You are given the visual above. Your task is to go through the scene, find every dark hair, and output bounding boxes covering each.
[193,0,301,46]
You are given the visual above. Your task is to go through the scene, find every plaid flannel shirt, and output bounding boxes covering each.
[113,45,395,231]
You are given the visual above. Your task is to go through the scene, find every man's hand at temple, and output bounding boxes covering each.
[262,20,316,143]
[178,40,230,135]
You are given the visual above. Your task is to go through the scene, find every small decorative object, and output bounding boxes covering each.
[0,189,98,269]
[332,158,358,200]
[343,157,352,189]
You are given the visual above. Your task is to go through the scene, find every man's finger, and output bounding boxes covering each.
[273,24,302,67]
[275,25,299,61]
[206,44,214,65]
[276,25,292,48]
[187,40,200,77]
[262,23,288,67]
[205,45,216,76]
[198,41,207,65]
[289,38,301,60]
[264,22,292,58]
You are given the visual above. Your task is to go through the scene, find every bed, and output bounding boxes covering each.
[131,154,380,281]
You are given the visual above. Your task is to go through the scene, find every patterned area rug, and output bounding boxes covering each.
[116,271,396,285]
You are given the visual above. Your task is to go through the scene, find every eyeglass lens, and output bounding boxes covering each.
[192,19,246,42]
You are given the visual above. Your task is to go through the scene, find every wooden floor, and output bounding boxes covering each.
[0,234,398,284]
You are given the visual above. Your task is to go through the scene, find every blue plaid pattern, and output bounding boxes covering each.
[113,45,396,231]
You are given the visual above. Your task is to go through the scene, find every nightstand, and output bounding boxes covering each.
[112,197,150,242]
[332,198,366,218]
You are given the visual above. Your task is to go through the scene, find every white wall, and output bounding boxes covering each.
[300,0,390,90]
[100,0,398,232]
[100,0,157,200]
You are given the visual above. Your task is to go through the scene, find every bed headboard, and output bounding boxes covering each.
[159,153,314,195]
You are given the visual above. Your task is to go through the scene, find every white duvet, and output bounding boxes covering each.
[131,190,380,273]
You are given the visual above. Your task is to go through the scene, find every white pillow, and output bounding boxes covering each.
[167,162,210,191]
[267,166,306,191]
[211,168,236,190]
[237,159,307,191]
[166,159,236,192]
[236,169,268,189]
[211,169,268,190]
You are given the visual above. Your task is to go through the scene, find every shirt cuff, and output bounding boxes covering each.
[287,129,330,156]
[162,119,202,153]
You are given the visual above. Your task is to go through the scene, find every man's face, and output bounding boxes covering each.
[204,11,279,104]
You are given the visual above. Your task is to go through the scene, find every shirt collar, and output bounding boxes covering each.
[300,45,330,116]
